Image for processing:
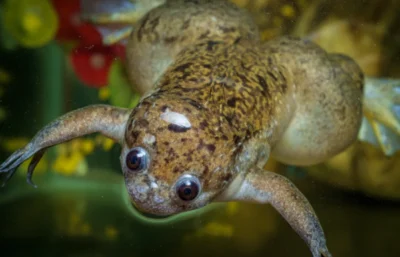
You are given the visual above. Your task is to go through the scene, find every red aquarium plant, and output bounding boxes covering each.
[51,0,126,88]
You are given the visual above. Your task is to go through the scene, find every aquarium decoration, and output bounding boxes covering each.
[0,67,10,121]
[0,0,130,91]
[2,0,58,48]
[0,0,140,181]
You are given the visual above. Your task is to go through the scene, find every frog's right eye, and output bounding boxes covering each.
[126,147,149,172]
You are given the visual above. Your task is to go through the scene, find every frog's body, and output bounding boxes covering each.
[125,0,260,95]
[0,1,392,257]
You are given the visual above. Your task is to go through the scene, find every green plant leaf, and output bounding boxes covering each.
[108,60,134,107]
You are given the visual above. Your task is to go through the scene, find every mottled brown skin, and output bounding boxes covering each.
[263,38,363,165]
[122,94,236,214]
[126,0,260,94]
[0,1,365,257]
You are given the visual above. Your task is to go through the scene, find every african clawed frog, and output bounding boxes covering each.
[1,0,385,256]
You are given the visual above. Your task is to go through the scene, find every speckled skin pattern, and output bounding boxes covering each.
[123,0,362,212]
[0,1,364,256]
[126,0,260,94]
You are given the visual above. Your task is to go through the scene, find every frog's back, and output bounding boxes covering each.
[126,0,260,95]
[127,0,364,166]
[152,40,292,139]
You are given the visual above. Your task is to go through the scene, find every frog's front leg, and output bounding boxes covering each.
[217,168,331,257]
[0,105,131,186]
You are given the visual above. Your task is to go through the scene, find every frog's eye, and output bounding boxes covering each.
[126,147,149,172]
[175,175,201,201]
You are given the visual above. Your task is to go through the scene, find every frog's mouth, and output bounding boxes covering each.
[131,202,172,219]
[123,184,214,224]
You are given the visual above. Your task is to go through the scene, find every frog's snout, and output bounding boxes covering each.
[123,168,204,216]
[123,172,175,216]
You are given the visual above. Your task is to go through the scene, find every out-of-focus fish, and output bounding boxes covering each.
[80,0,165,45]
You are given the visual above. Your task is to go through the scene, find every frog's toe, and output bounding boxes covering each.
[0,148,23,171]
[359,78,400,156]
[311,235,332,257]
[319,247,333,257]
[0,146,30,174]
[0,144,36,187]
[26,149,46,188]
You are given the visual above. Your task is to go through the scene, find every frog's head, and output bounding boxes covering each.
[121,96,236,216]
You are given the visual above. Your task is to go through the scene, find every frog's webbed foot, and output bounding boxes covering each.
[80,0,165,45]
[359,78,400,155]
[0,105,131,187]
[216,168,332,257]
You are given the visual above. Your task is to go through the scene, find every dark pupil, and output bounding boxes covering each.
[183,188,192,196]
[177,180,199,201]
[127,150,142,170]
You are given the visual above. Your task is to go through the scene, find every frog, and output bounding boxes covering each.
[1,0,399,256]
[81,0,400,155]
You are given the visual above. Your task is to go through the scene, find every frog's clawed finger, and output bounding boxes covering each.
[359,78,400,155]
[0,144,47,187]
[0,144,36,187]
[26,149,47,188]
[0,148,24,171]
[319,247,333,257]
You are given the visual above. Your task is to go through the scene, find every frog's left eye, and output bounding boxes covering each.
[126,147,149,172]
[175,175,201,201]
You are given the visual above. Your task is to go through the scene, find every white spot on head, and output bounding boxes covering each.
[150,182,158,189]
[160,108,191,128]
[143,134,156,145]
